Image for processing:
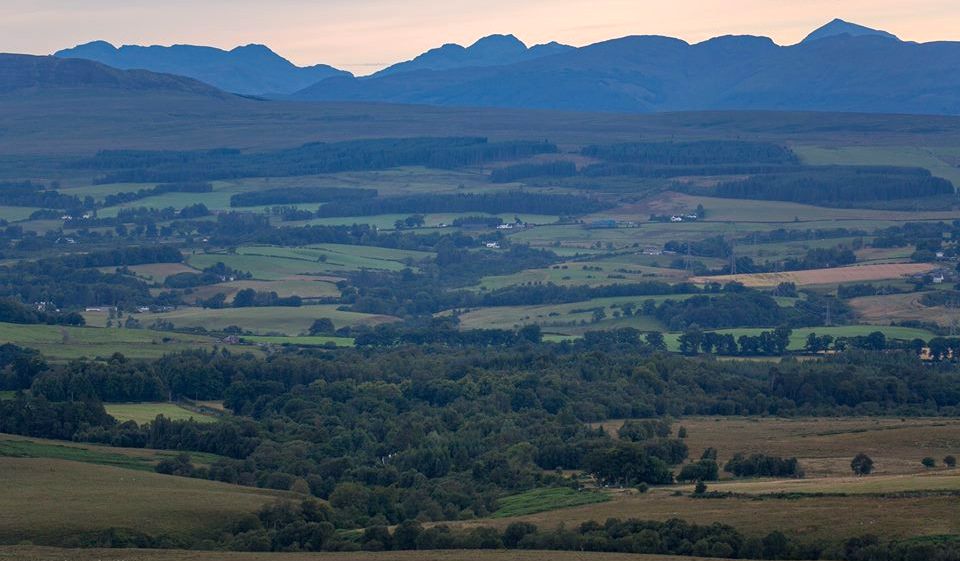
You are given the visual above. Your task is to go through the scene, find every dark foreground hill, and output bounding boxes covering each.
[292,21,960,115]
[55,41,350,95]
[0,53,226,96]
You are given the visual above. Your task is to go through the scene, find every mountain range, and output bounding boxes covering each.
[39,19,960,115]
[54,41,349,95]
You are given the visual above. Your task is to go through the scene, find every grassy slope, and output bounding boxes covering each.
[104,403,217,425]
[0,457,285,544]
[0,434,223,471]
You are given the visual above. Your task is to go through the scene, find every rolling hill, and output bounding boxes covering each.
[55,41,350,95]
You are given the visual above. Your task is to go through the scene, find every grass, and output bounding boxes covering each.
[492,487,610,518]
[0,434,222,471]
[142,305,397,336]
[0,322,219,360]
[0,391,14,400]
[662,325,936,352]
[186,244,432,281]
[104,403,217,425]
[243,335,355,347]
[0,457,285,545]
[0,548,724,561]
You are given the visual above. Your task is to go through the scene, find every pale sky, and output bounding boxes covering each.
[1,0,958,74]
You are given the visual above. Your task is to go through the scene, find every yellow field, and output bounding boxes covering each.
[692,263,936,287]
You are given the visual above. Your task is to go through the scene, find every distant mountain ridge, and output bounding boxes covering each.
[292,20,960,115]
[54,41,350,95]
[0,54,226,96]
[373,34,574,77]
[44,20,960,115]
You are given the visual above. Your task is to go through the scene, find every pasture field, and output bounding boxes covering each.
[290,212,562,230]
[452,295,687,332]
[454,294,801,334]
[242,334,354,347]
[187,244,432,280]
[477,262,689,290]
[104,403,217,425]
[598,417,960,478]
[693,262,936,287]
[0,206,41,221]
[796,144,960,187]
[663,325,935,352]
[0,434,223,471]
[0,548,724,561]
[143,305,398,335]
[0,391,13,400]
[106,262,199,282]
[184,278,342,304]
[492,487,610,518]
[0,458,286,545]
[0,322,219,360]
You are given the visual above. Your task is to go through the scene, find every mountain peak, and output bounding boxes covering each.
[802,18,899,43]
[469,34,527,52]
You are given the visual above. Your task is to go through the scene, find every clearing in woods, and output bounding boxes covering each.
[103,402,217,425]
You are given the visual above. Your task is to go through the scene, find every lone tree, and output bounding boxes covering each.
[945,455,957,468]
[922,457,936,468]
[851,453,874,476]
[694,480,708,495]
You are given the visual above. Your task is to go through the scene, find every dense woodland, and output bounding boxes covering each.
[76,138,559,183]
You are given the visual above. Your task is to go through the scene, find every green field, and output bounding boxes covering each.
[242,335,355,347]
[454,294,799,334]
[492,487,610,518]
[0,322,219,360]
[663,325,935,352]
[796,144,960,187]
[144,305,397,335]
[187,244,432,280]
[0,434,223,471]
[104,402,217,425]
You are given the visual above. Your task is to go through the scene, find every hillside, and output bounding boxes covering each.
[293,22,960,115]
[55,41,349,95]
[0,53,226,96]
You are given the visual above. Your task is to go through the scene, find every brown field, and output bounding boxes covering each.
[0,549,727,561]
[849,292,954,327]
[454,490,960,542]
[0,458,286,544]
[692,263,936,287]
[598,417,960,478]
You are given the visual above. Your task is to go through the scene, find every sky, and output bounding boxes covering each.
[1,0,958,74]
